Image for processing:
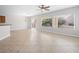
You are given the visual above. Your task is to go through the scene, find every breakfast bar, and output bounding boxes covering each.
[0,24,10,40]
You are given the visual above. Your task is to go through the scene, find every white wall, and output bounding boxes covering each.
[0,13,30,31]
[25,17,31,29]
[0,15,32,31]
[34,6,79,37]
[6,15,26,31]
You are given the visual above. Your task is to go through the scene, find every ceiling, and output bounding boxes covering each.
[0,5,77,16]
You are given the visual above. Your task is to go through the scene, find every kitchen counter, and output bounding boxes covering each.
[0,23,11,26]
[0,24,10,40]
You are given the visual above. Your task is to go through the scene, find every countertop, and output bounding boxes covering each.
[0,23,11,26]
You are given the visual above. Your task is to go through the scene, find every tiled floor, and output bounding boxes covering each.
[0,28,79,53]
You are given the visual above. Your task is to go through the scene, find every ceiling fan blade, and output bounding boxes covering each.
[38,6,42,8]
[45,6,50,8]
[44,8,50,11]
[39,5,50,8]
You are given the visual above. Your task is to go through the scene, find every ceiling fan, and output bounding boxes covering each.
[38,5,50,11]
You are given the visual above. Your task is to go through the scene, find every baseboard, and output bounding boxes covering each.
[0,34,10,40]
[52,32,79,38]
[41,30,79,38]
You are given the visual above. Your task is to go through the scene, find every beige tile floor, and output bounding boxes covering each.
[0,28,79,53]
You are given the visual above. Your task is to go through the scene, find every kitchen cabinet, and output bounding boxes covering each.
[0,16,5,23]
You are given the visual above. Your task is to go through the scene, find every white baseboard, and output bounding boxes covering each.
[41,30,79,38]
[0,34,10,40]
[52,32,79,38]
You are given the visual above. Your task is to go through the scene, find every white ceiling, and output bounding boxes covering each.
[0,5,77,16]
